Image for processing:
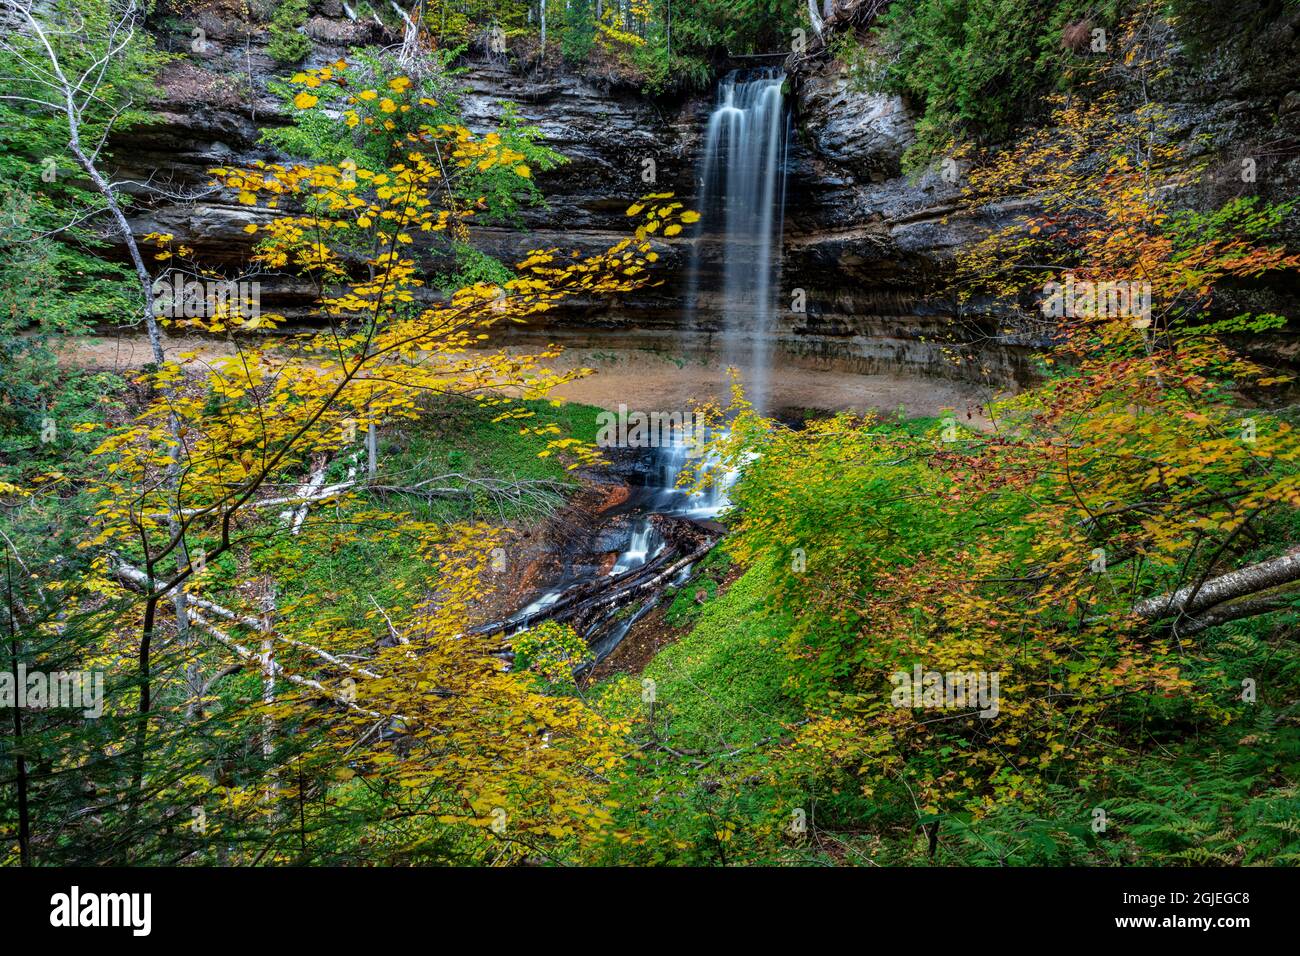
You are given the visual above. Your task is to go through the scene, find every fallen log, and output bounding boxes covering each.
[470,517,724,641]
[1134,547,1300,624]
[569,537,719,635]
[1169,590,1300,637]
[112,558,380,680]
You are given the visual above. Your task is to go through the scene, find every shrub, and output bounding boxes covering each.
[267,0,312,65]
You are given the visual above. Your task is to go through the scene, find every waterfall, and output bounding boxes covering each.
[687,69,790,413]
[611,520,660,574]
[650,429,738,521]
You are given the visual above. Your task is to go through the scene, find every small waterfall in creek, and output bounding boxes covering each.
[584,431,735,664]
[609,430,738,575]
[648,430,738,521]
[611,521,657,575]
[503,429,738,666]
[687,69,791,413]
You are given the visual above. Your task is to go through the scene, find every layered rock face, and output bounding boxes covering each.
[115,15,711,350]
[782,14,1300,389]
[108,9,1300,393]
[783,64,1034,386]
[112,12,1027,388]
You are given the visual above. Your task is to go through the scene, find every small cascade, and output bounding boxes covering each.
[687,69,791,413]
[498,431,739,666]
[610,520,661,574]
[649,431,738,520]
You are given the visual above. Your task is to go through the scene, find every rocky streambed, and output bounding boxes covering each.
[472,438,733,670]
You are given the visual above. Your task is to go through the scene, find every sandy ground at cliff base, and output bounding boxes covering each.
[543,347,1003,427]
[58,335,1004,428]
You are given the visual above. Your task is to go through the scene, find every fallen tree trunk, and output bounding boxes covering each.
[1134,547,1300,624]
[470,517,723,641]
[113,558,380,680]
[184,606,389,720]
[569,538,718,635]
[160,473,569,519]
[1169,590,1300,637]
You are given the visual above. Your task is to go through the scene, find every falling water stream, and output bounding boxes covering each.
[687,68,791,413]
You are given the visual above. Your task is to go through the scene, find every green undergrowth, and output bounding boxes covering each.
[204,396,604,644]
[576,408,1300,865]
[639,558,798,752]
[586,558,802,864]
[356,395,604,517]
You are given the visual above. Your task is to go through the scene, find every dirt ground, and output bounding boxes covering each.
[56,332,239,370]
[546,347,1001,428]
[59,333,1005,426]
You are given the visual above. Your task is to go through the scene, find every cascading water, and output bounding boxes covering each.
[500,429,737,666]
[648,431,738,521]
[687,68,791,413]
[610,521,657,574]
[583,431,735,663]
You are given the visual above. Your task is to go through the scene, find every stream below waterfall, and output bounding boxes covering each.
[499,436,738,668]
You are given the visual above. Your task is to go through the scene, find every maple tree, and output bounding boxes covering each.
[2,52,698,863]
